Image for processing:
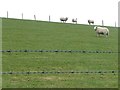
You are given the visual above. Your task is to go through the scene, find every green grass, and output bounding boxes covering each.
[2,18,118,51]
[3,74,117,88]
[2,18,118,88]
[2,52,118,72]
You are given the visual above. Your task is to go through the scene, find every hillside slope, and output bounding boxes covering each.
[2,18,118,88]
[2,18,118,51]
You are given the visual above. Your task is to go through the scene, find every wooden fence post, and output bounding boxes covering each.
[34,15,36,20]
[49,15,51,22]
[22,13,23,19]
[115,21,116,27]
[102,20,104,26]
[7,11,8,18]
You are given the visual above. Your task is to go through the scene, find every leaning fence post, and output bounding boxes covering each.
[34,15,36,20]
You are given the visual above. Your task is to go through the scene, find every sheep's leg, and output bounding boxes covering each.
[105,34,108,37]
[99,33,101,37]
[105,35,107,37]
[96,34,99,37]
[104,33,108,37]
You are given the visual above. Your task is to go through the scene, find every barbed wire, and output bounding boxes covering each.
[1,70,119,75]
[0,50,119,53]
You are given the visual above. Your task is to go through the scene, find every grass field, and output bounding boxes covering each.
[2,18,118,88]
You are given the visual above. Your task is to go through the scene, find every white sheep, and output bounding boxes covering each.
[60,17,68,23]
[88,20,94,25]
[72,18,77,24]
[94,26,109,37]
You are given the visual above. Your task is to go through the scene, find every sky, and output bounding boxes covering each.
[0,0,119,27]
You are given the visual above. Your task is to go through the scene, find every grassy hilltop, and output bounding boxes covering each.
[2,18,118,88]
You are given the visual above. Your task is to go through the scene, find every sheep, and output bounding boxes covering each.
[94,26,109,37]
[60,17,68,23]
[72,18,77,24]
[88,19,94,25]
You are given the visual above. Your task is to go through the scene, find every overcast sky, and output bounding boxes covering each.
[0,0,119,26]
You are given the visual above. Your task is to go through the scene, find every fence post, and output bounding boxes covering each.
[49,15,51,22]
[115,21,116,27]
[22,13,23,19]
[34,15,36,20]
[7,11,8,18]
[0,18,2,89]
[102,20,104,26]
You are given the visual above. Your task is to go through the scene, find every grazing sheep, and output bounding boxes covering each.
[72,18,77,24]
[60,17,68,23]
[88,20,94,25]
[94,26,109,37]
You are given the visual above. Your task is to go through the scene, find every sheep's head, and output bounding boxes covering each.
[94,26,97,31]
[66,17,68,20]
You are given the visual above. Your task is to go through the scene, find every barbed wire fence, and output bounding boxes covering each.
[2,11,118,76]
[1,50,119,53]
[1,49,118,75]
[1,70,119,75]
[4,11,117,27]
